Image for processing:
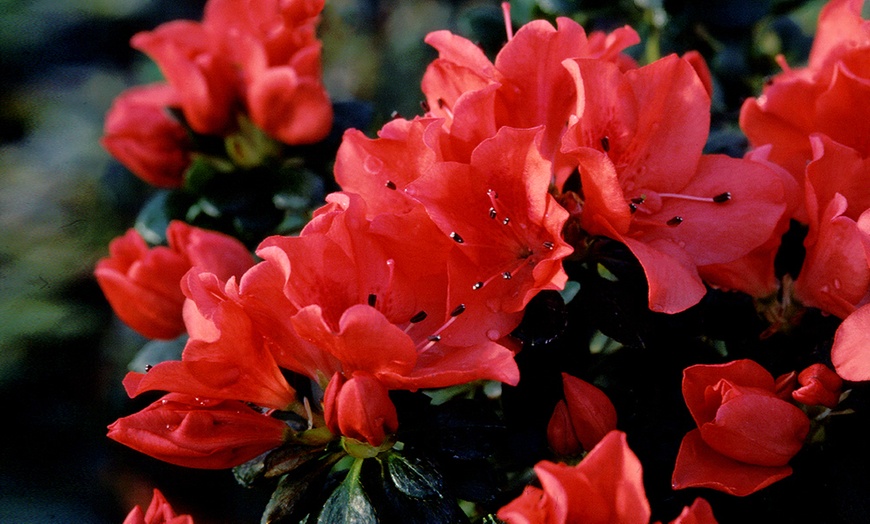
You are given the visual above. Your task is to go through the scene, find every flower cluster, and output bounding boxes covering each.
[97,0,869,522]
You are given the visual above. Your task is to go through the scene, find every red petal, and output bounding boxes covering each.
[682,360,775,426]
[672,429,793,497]
[832,303,870,381]
[699,393,809,467]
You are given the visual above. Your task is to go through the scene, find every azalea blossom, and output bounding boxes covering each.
[421,8,639,162]
[672,360,810,496]
[95,220,254,340]
[740,0,870,193]
[406,127,573,314]
[791,135,870,319]
[498,431,651,524]
[101,83,191,188]
[129,0,332,143]
[561,55,789,312]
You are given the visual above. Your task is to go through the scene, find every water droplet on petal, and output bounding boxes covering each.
[363,155,384,175]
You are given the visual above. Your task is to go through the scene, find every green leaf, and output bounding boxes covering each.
[317,459,378,524]
[128,335,186,373]
[259,451,345,524]
[134,190,172,245]
[386,453,443,499]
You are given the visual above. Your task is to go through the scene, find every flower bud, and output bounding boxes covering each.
[558,373,617,452]
[323,372,398,448]
[108,393,288,469]
[793,363,843,408]
[546,399,581,456]
[101,83,191,188]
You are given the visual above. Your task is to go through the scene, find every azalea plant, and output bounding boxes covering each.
[97,0,870,522]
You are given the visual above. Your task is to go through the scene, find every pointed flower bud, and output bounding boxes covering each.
[546,399,581,456]
[108,393,288,470]
[323,372,398,448]
[548,373,617,455]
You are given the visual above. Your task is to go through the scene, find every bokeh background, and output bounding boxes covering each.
[0,0,842,522]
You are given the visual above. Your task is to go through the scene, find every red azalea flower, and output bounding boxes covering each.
[561,55,788,313]
[406,126,573,314]
[205,0,332,144]
[546,373,617,456]
[123,489,194,524]
[498,431,651,524]
[130,0,331,143]
[697,145,802,299]
[123,270,297,411]
[247,192,521,390]
[94,221,254,340]
[335,117,443,217]
[831,301,870,381]
[131,20,237,135]
[673,360,810,496]
[740,0,870,198]
[792,135,870,319]
[101,83,191,188]
[108,393,288,469]
[421,13,638,161]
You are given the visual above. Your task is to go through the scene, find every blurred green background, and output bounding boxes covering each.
[0,0,830,522]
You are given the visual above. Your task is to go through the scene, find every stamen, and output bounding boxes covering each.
[502,217,510,225]
[501,2,514,41]
[631,196,646,205]
[542,241,554,250]
[385,180,397,190]
[437,98,454,119]
[427,335,441,342]
[420,100,431,113]
[472,281,484,290]
[658,192,731,204]
[450,232,465,244]
[410,311,428,323]
[303,397,314,430]
[601,136,610,152]
[489,207,497,219]
[667,216,684,227]
[390,111,402,120]
[629,202,638,213]
[144,364,152,372]
[368,293,377,307]
[502,272,512,280]
[450,304,466,317]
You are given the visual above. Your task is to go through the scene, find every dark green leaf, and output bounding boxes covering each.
[317,460,378,524]
[134,190,173,245]
[127,335,186,373]
[386,453,444,499]
[260,452,345,524]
